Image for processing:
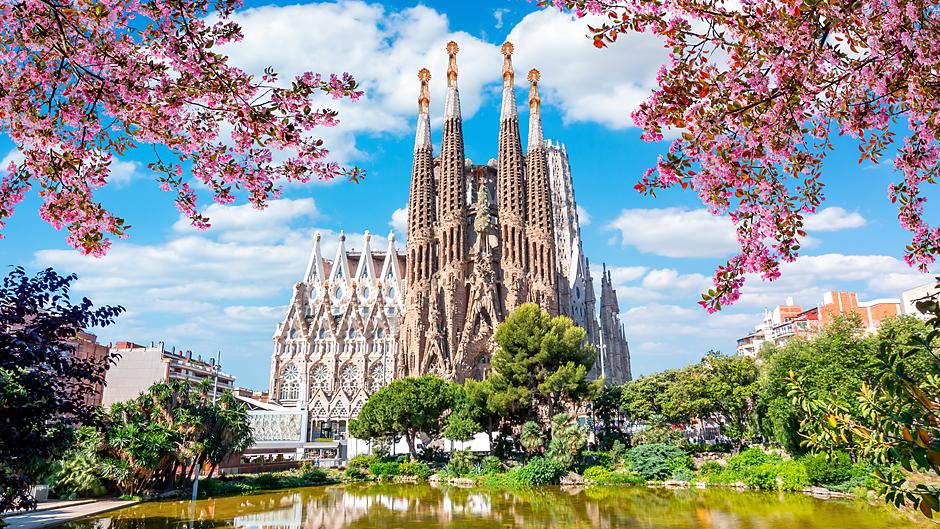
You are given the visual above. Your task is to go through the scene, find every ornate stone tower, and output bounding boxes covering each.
[523,69,558,315]
[400,68,440,377]
[436,41,470,371]
[496,42,528,313]
[599,264,632,384]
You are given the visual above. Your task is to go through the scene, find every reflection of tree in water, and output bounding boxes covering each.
[62,485,921,529]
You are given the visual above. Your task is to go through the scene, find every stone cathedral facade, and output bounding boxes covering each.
[264,42,631,450]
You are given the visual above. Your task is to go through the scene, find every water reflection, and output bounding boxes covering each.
[66,484,927,529]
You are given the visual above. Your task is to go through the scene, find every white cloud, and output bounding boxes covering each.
[172,198,320,243]
[608,207,737,258]
[1,149,24,169]
[223,1,503,164]
[507,9,669,129]
[804,207,867,232]
[576,205,591,226]
[493,8,509,30]
[608,206,872,259]
[389,206,408,239]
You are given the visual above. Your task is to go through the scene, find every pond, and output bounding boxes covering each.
[64,484,927,529]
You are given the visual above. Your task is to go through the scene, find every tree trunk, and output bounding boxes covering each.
[405,431,416,460]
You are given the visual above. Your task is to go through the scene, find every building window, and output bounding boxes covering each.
[281,363,299,382]
[341,364,359,390]
[369,364,385,393]
[280,381,299,400]
[311,364,329,390]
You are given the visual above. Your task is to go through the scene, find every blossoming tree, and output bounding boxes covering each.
[0,0,363,256]
[549,0,940,311]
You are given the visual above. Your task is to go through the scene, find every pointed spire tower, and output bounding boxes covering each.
[400,67,438,377]
[524,69,559,315]
[496,42,528,313]
[436,40,470,369]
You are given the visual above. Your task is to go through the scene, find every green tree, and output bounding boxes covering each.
[696,352,760,449]
[758,316,879,453]
[545,413,587,470]
[791,291,940,518]
[590,385,626,449]
[489,304,602,423]
[519,421,544,460]
[349,375,457,458]
[0,267,123,512]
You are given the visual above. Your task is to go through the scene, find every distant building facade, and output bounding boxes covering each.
[102,341,235,406]
[257,42,632,464]
[901,281,940,318]
[736,291,902,355]
[73,331,110,408]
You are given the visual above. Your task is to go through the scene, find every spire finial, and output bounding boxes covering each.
[364,230,371,242]
[501,42,515,87]
[446,41,459,87]
[528,68,541,113]
[417,68,431,114]
[315,231,321,242]
[339,230,346,242]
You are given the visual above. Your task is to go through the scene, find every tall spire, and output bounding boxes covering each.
[445,41,461,119]
[524,68,558,314]
[437,40,469,368]
[500,42,517,121]
[415,68,431,151]
[527,69,544,150]
[497,41,528,312]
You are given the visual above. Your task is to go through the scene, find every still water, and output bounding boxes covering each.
[64,484,927,529]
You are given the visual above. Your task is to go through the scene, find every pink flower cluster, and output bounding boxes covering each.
[0,0,364,256]
[551,0,940,311]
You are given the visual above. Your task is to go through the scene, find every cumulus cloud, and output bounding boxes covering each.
[389,206,408,240]
[608,206,874,259]
[576,205,591,226]
[507,8,669,129]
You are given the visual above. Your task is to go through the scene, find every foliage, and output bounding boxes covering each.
[609,440,627,468]
[791,290,940,517]
[582,451,613,470]
[758,316,880,453]
[348,455,378,470]
[48,447,106,499]
[702,448,807,491]
[602,471,647,485]
[550,0,940,311]
[0,0,364,255]
[803,452,853,486]
[519,421,544,458]
[350,375,460,458]
[0,267,122,511]
[368,461,401,479]
[480,456,503,475]
[516,457,566,486]
[489,304,602,423]
[683,442,733,454]
[398,461,432,479]
[590,385,626,449]
[444,450,476,478]
[198,467,333,497]
[544,414,587,470]
[633,422,685,447]
[87,380,252,495]
[626,443,688,481]
[344,467,369,481]
[583,465,610,483]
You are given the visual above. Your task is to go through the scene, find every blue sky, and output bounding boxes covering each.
[2,0,936,390]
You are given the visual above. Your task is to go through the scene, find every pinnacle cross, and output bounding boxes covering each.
[501,42,514,87]
[446,41,459,87]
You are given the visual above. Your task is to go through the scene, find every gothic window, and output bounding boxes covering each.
[341,364,359,390]
[332,401,348,418]
[310,364,329,390]
[318,329,326,339]
[310,400,327,419]
[310,286,318,300]
[334,286,344,299]
[369,364,385,393]
[375,328,385,339]
[280,381,299,401]
[362,286,371,299]
[347,328,357,339]
[388,287,397,299]
[289,329,296,339]
[281,364,299,382]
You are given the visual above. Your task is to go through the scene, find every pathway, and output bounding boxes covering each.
[2,500,138,529]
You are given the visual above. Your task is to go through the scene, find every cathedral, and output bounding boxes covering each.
[265,42,631,447]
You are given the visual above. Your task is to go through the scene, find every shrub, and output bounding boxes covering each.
[604,471,646,485]
[609,440,627,467]
[626,443,687,481]
[517,457,566,485]
[803,451,853,486]
[671,468,695,482]
[344,467,369,481]
[348,454,378,469]
[776,460,810,491]
[696,461,723,481]
[398,461,433,479]
[583,465,610,482]
[445,450,476,477]
[633,424,684,446]
[480,456,503,475]
[725,448,780,474]
[49,450,107,499]
[583,451,613,470]
[369,461,401,478]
